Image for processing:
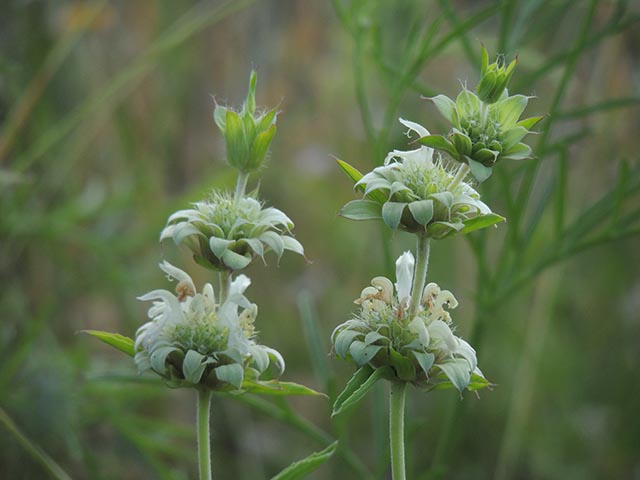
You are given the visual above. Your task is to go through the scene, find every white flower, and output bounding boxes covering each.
[134,261,284,388]
[394,251,415,307]
[384,118,434,166]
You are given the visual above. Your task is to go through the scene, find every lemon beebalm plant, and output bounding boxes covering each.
[333,47,542,479]
[84,72,334,480]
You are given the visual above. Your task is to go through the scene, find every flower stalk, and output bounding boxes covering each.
[389,381,407,480]
[197,389,213,480]
[408,234,430,317]
[234,171,249,204]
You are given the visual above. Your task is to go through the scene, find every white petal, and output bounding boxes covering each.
[399,118,430,139]
[395,251,415,304]
[158,261,195,293]
[229,274,251,296]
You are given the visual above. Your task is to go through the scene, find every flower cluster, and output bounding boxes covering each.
[340,119,502,239]
[161,192,304,271]
[332,253,487,392]
[420,46,543,182]
[135,262,284,390]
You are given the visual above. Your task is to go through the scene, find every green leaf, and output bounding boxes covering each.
[82,330,135,357]
[213,105,227,132]
[408,200,434,225]
[502,142,533,160]
[249,124,276,169]
[501,126,529,149]
[240,379,325,396]
[450,131,472,157]
[271,441,338,480]
[460,213,505,234]
[335,158,386,204]
[222,249,252,270]
[214,363,244,389]
[467,158,493,183]
[349,340,382,366]
[260,231,285,259]
[332,366,391,417]
[183,350,210,384]
[413,351,435,376]
[209,237,234,258]
[516,115,545,130]
[456,89,480,117]
[418,135,458,158]
[389,348,415,381]
[245,70,257,114]
[225,109,249,166]
[429,95,458,125]
[495,94,529,129]
[435,359,471,393]
[381,202,406,230]
[339,199,382,221]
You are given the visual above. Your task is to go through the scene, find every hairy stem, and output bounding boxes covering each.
[448,163,470,192]
[409,234,431,317]
[197,389,213,480]
[234,171,249,203]
[218,271,231,304]
[389,382,407,480]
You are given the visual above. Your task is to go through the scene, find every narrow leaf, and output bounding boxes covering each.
[460,213,505,234]
[81,330,135,357]
[335,159,386,204]
[339,200,382,221]
[332,366,391,417]
[271,441,338,480]
[240,379,325,396]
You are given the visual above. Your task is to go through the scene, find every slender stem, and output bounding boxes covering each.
[448,163,470,192]
[218,271,230,303]
[234,171,249,203]
[197,389,213,480]
[409,234,430,317]
[389,382,407,480]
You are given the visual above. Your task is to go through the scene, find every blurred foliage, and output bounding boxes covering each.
[1,0,639,479]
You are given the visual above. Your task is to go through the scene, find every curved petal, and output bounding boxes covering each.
[395,251,415,305]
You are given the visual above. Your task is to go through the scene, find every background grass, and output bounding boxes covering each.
[1,0,639,479]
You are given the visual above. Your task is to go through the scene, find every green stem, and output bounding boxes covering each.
[197,389,213,480]
[448,163,470,192]
[234,171,249,203]
[389,382,407,480]
[409,234,430,317]
[218,271,230,303]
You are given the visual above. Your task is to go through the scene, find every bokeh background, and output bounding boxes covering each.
[1,0,640,479]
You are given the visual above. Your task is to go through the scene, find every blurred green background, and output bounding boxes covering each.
[1,0,639,479]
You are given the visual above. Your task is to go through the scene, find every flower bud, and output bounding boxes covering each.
[476,45,517,104]
[214,70,278,173]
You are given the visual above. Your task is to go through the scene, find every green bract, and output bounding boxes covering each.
[339,119,504,239]
[160,191,304,271]
[135,262,284,390]
[214,70,278,173]
[331,252,489,393]
[419,47,543,182]
[476,45,517,104]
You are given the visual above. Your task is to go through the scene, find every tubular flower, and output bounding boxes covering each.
[420,47,543,182]
[135,261,284,390]
[160,191,304,271]
[331,252,489,393]
[340,119,503,239]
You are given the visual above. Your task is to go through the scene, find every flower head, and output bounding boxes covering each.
[161,191,304,271]
[340,119,503,239]
[332,252,488,393]
[213,70,278,173]
[420,47,543,182]
[135,261,284,390]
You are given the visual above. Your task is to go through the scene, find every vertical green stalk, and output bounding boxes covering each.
[218,271,230,303]
[389,381,407,480]
[409,234,431,317]
[448,163,470,192]
[197,389,213,480]
[234,171,249,203]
